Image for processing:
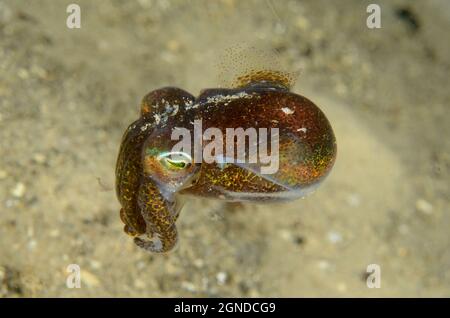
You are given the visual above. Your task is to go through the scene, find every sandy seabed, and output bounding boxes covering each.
[0,0,449,297]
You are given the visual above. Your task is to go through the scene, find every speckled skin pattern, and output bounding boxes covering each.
[116,82,336,253]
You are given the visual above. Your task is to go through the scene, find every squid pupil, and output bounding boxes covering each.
[165,158,188,169]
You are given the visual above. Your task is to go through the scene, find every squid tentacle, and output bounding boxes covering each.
[134,177,179,253]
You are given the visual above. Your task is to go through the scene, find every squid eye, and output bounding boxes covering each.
[158,152,192,171]
[163,158,190,170]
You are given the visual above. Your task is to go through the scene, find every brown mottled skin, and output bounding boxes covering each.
[116,82,336,253]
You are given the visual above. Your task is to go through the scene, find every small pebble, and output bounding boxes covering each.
[11,182,26,198]
[82,270,100,287]
[160,51,176,63]
[193,259,204,268]
[181,281,197,292]
[28,240,37,250]
[346,193,361,207]
[136,261,146,270]
[89,260,102,270]
[49,229,60,237]
[416,199,433,215]
[17,68,29,79]
[30,65,47,79]
[166,39,181,52]
[295,16,310,30]
[279,229,292,241]
[216,272,228,285]
[327,231,343,244]
[32,153,46,164]
[317,260,331,271]
[274,22,286,34]
[5,199,16,208]
[249,289,260,297]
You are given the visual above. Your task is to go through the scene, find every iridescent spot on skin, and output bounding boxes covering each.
[115,49,337,253]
